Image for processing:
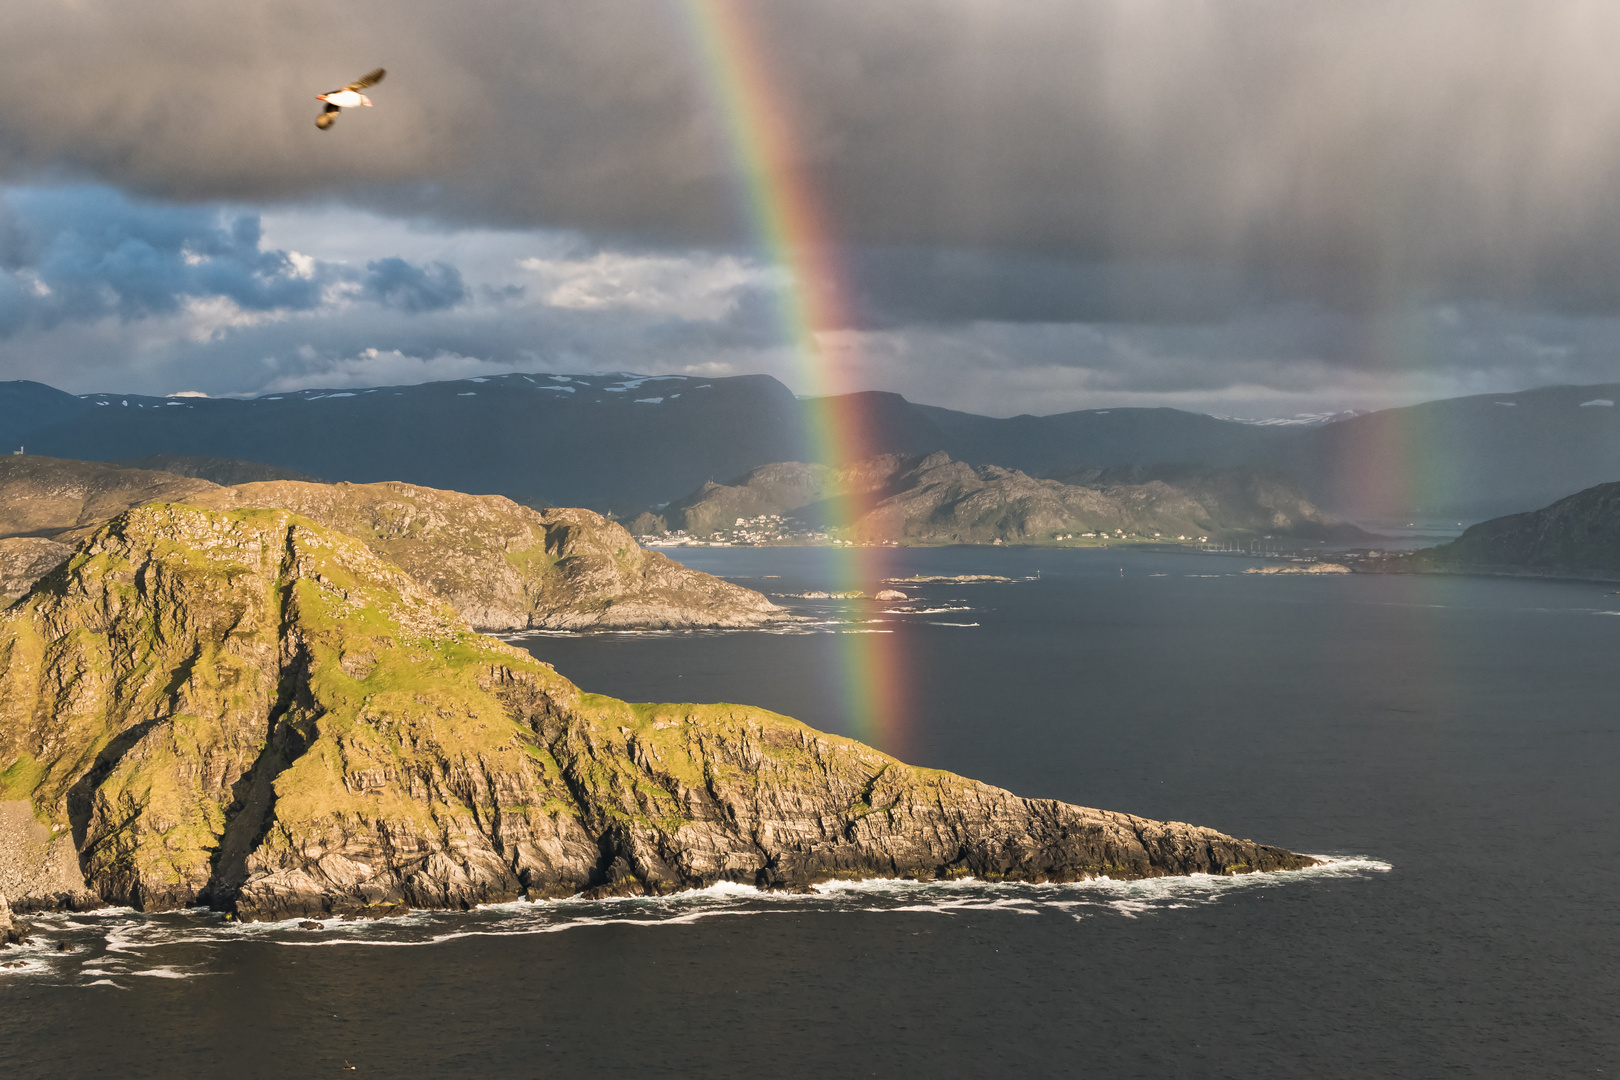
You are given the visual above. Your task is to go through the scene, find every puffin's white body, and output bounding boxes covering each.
[317,89,371,109]
[315,68,385,129]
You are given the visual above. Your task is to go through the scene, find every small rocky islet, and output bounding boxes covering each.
[0,501,1316,924]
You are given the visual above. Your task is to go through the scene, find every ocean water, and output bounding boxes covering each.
[4,547,1617,1078]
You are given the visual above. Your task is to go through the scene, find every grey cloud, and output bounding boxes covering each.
[6,2,1620,315]
[361,257,467,312]
[0,187,330,334]
[843,248,1255,328]
[0,240,795,398]
[0,187,486,335]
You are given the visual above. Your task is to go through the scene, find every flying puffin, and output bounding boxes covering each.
[316,68,385,130]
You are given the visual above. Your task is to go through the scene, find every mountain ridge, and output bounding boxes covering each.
[5,373,1619,521]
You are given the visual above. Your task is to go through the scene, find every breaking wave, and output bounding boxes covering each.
[2,857,1389,987]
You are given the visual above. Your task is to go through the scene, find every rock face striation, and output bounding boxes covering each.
[0,456,785,630]
[0,506,1315,920]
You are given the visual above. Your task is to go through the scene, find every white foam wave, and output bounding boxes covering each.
[12,857,1390,981]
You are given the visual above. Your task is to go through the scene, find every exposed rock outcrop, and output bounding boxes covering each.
[0,800,95,913]
[0,537,74,604]
[0,505,1315,920]
[0,889,28,946]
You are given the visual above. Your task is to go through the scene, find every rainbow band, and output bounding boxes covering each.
[680,0,907,751]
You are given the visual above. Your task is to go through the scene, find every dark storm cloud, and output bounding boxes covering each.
[5,1,1620,319]
[361,258,468,313]
[843,249,1255,328]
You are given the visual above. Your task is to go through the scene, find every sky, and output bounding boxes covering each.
[3,0,1620,418]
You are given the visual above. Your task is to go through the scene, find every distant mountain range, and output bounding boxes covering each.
[0,373,809,515]
[3,373,1619,522]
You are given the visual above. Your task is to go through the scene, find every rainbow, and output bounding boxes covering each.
[678,0,909,751]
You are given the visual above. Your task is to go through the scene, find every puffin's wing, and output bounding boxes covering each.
[343,68,386,92]
[316,106,339,130]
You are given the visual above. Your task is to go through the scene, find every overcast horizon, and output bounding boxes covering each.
[5,2,1620,419]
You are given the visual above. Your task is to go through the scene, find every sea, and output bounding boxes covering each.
[3,547,1617,1078]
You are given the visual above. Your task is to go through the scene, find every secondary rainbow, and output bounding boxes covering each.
[677,0,908,750]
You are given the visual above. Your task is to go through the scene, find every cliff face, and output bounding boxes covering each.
[0,506,1314,920]
[0,457,784,630]
[657,452,1360,544]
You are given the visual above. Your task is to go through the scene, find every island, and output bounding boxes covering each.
[0,504,1316,920]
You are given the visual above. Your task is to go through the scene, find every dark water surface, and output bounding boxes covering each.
[4,548,1618,1078]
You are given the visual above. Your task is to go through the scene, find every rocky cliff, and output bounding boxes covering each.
[0,456,784,630]
[0,506,1314,919]
[654,452,1363,545]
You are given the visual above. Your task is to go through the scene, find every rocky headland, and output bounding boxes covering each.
[1372,480,1620,581]
[0,455,785,629]
[0,505,1316,920]
[641,452,1368,546]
